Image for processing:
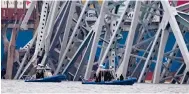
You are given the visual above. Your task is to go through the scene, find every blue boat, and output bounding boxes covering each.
[82,77,137,85]
[25,75,66,82]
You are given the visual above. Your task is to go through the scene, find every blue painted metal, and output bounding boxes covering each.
[1,29,33,69]
[96,31,189,72]
[25,75,66,82]
[82,77,137,85]
[1,29,188,72]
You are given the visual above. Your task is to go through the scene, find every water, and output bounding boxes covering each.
[1,80,189,93]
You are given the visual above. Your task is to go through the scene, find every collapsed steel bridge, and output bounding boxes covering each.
[3,0,189,84]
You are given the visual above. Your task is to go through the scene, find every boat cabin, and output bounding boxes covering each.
[36,64,52,79]
[96,67,117,82]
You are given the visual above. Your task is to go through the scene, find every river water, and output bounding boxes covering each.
[1,80,189,93]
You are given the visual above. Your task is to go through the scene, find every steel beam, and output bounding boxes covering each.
[153,25,169,84]
[161,0,189,71]
[84,1,108,79]
[116,1,141,78]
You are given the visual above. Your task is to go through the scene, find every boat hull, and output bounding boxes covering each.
[25,75,66,82]
[82,78,137,85]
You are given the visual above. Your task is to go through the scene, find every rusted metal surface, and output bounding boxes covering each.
[5,1,25,79]
[1,8,35,21]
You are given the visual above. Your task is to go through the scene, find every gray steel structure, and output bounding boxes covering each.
[11,0,188,84]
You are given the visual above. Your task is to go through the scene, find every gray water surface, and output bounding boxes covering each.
[1,80,189,93]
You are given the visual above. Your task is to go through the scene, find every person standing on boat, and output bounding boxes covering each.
[36,69,44,79]
[120,74,124,81]
[98,72,101,82]
[106,71,111,81]
[1,68,6,79]
[36,71,40,79]
[104,72,108,81]
[93,73,98,82]
[36,64,45,79]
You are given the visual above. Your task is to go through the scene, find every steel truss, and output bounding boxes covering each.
[10,0,189,84]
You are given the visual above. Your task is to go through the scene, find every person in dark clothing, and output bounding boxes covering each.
[93,73,96,82]
[40,70,44,78]
[51,70,54,75]
[98,72,101,82]
[36,72,41,79]
[106,72,110,81]
[1,68,6,79]
[107,72,111,81]
[120,74,124,81]
[94,73,96,78]
[95,77,99,82]
[36,70,44,79]
[93,73,98,82]
[104,72,106,81]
